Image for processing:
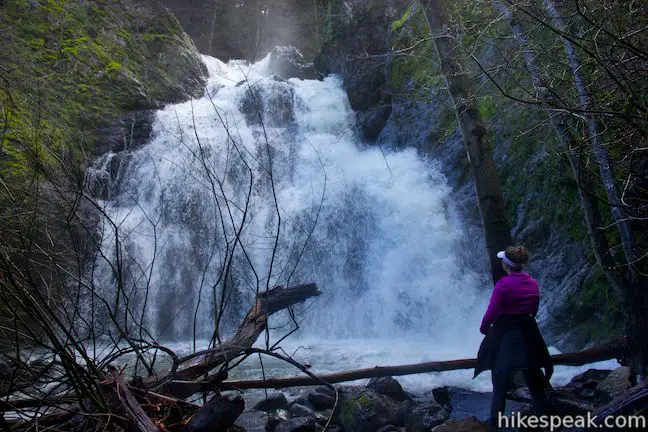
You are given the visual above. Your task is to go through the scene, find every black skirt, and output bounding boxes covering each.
[474,314,552,377]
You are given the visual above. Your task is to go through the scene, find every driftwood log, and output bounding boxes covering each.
[105,366,159,432]
[212,337,627,390]
[143,283,320,397]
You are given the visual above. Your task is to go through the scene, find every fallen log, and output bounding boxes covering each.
[563,381,648,431]
[214,337,626,390]
[143,283,320,396]
[106,366,159,432]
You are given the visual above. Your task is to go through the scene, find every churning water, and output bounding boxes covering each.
[89,54,617,391]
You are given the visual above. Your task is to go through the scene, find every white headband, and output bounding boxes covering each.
[497,250,522,268]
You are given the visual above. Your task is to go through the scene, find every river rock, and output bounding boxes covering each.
[568,368,611,390]
[313,410,333,427]
[307,389,336,410]
[239,82,295,127]
[313,385,336,397]
[367,376,410,401]
[253,392,289,412]
[431,387,452,412]
[268,46,317,80]
[289,396,314,410]
[335,387,413,432]
[274,416,317,432]
[289,403,315,418]
[597,366,632,399]
[406,394,450,431]
[233,410,271,432]
[432,416,489,432]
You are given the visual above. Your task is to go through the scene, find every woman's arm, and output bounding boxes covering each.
[480,284,505,334]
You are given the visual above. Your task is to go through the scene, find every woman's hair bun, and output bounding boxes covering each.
[506,245,529,265]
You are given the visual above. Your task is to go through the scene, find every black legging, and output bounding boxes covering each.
[491,368,549,430]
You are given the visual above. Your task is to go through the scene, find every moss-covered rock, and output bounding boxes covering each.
[1,0,206,172]
[335,387,413,432]
[0,0,206,346]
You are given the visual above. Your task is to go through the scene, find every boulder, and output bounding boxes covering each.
[313,410,333,426]
[367,376,410,401]
[96,110,156,155]
[307,392,336,411]
[597,367,632,400]
[233,410,271,432]
[253,393,289,412]
[289,396,314,410]
[335,387,412,432]
[406,394,450,431]
[431,387,452,412]
[274,416,317,432]
[268,46,317,80]
[313,386,336,397]
[567,369,611,390]
[239,82,295,127]
[289,403,315,418]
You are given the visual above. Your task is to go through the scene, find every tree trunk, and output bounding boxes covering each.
[494,0,622,296]
[543,0,647,380]
[423,0,512,284]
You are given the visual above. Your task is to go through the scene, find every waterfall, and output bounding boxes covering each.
[90,54,487,346]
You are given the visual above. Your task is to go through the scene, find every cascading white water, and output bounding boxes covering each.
[91,54,487,347]
[88,54,620,392]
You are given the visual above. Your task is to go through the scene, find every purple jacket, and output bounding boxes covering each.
[480,272,540,335]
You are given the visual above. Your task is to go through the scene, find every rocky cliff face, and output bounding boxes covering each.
[1,0,207,159]
[313,1,619,350]
[0,0,208,344]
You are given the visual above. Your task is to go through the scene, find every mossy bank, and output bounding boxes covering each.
[0,0,206,345]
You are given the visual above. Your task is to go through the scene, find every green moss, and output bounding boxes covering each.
[389,6,443,94]
[357,392,372,408]
[339,397,357,428]
[478,95,497,120]
[391,7,411,32]
[0,0,205,185]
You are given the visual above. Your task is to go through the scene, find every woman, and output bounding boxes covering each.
[474,246,553,430]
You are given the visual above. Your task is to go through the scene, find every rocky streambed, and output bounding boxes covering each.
[228,367,638,432]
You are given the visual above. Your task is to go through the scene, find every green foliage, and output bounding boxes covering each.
[391,7,411,32]
[389,5,444,94]
[0,0,204,185]
[552,268,624,347]
[0,0,206,351]
[478,95,497,120]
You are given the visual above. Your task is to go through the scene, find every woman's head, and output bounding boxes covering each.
[497,246,529,272]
